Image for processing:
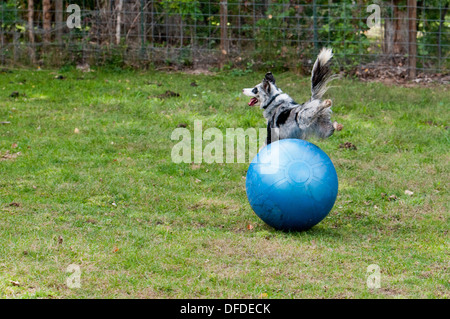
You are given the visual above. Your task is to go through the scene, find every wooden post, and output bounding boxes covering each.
[408,0,417,78]
[43,0,51,45]
[55,0,63,44]
[220,0,228,69]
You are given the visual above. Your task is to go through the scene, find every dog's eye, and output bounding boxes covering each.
[252,87,258,94]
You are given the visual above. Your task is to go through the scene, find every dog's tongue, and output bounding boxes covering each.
[248,97,258,106]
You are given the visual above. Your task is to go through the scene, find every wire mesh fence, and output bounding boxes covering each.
[0,0,449,78]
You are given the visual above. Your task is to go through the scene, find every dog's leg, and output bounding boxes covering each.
[318,99,332,113]
[297,99,332,129]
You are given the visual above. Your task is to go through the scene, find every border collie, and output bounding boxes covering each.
[243,48,338,144]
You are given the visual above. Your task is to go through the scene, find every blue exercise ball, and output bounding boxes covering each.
[246,139,338,231]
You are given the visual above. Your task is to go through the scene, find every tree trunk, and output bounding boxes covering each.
[383,1,409,57]
[55,0,63,44]
[116,0,123,45]
[43,0,52,44]
[28,0,35,63]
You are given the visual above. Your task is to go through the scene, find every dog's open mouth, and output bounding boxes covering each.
[248,97,258,106]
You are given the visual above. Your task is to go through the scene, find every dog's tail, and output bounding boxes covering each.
[311,48,335,100]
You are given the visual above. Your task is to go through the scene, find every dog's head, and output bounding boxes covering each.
[242,72,278,107]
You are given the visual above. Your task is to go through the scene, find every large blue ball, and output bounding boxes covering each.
[246,139,338,231]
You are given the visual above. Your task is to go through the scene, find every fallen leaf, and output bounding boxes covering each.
[404,190,414,196]
[11,143,18,149]
[1,151,21,161]
[247,224,254,230]
[57,235,63,245]
[9,202,20,207]
[74,128,80,134]
[10,280,20,287]
[113,247,119,253]
[339,142,357,150]
[388,195,398,201]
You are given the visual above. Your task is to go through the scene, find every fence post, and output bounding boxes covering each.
[55,0,63,45]
[408,0,417,78]
[220,0,228,69]
[43,0,51,45]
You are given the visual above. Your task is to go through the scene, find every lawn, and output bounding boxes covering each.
[0,67,448,299]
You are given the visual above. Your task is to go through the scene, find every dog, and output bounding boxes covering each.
[243,48,338,145]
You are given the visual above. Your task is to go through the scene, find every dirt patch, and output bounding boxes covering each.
[155,90,180,99]
[354,60,449,87]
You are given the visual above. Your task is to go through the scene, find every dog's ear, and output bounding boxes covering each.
[265,72,276,84]
[263,78,271,93]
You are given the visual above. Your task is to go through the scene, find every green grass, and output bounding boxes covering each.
[0,67,448,299]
